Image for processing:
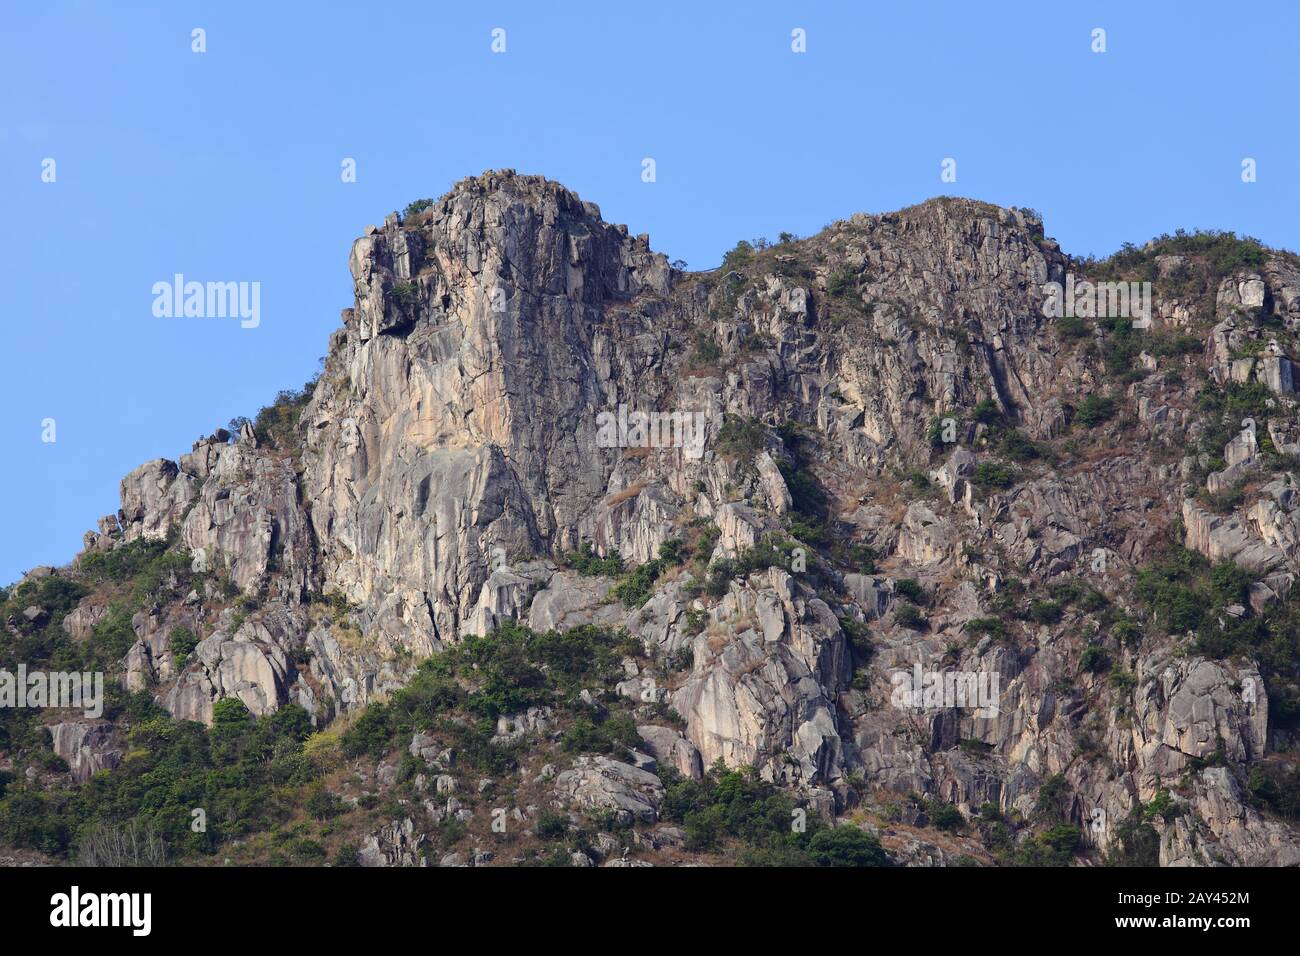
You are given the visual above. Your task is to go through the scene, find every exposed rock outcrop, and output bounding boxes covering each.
[42,171,1300,866]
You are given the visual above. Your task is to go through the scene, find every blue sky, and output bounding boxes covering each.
[2,0,1297,584]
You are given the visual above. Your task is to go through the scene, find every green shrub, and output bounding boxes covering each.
[778,459,828,518]
[332,843,361,867]
[610,559,666,608]
[1079,645,1110,673]
[1247,762,1300,819]
[658,539,687,564]
[222,373,322,455]
[1106,229,1266,278]
[894,578,926,604]
[926,800,966,833]
[1107,815,1160,867]
[826,269,857,298]
[1046,578,1086,604]
[660,763,827,859]
[1035,824,1081,859]
[1134,549,1210,635]
[561,714,641,758]
[690,329,723,364]
[807,826,891,867]
[1035,774,1071,823]
[1141,789,1182,822]
[681,609,708,639]
[305,788,346,821]
[76,537,169,587]
[390,281,419,309]
[1028,600,1063,625]
[1111,619,1141,647]
[1210,561,1253,605]
[973,462,1016,490]
[1109,669,1137,692]
[715,416,768,459]
[972,399,1001,425]
[1056,315,1090,339]
[786,518,829,547]
[89,605,140,670]
[534,810,569,839]
[720,240,755,272]
[1076,395,1118,427]
[0,690,322,860]
[965,617,1008,640]
[169,626,199,667]
[404,198,435,218]
[894,603,926,630]
[563,541,625,577]
[848,543,878,573]
[839,616,873,660]
[342,704,393,758]
[704,559,737,598]
[1001,430,1041,461]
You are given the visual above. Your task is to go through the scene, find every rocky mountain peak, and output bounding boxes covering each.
[340,168,669,344]
[8,172,1300,867]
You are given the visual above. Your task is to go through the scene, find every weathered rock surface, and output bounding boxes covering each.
[46,723,122,784]
[358,818,427,867]
[47,171,1300,865]
[553,756,664,824]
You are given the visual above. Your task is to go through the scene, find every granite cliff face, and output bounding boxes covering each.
[23,170,1300,866]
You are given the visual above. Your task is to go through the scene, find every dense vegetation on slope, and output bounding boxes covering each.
[0,572,890,866]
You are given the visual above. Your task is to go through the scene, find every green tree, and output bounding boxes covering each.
[808,826,891,867]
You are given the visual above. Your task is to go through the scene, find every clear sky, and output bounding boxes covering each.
[2,0,1297,584]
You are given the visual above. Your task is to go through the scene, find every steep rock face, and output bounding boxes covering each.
[816,205,1072,457]
[119,459,197,542]
[300,173,675,655]
[666,568,850,790]
[178,437,314,601]
[162,605,304,724]
[292,180,1082,678]
[46,723,121,784]
[117,432,314,602]
[62,170,1300,865]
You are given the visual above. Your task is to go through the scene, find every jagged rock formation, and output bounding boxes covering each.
[31,169,1300,866]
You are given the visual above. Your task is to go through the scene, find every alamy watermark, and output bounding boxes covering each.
[890,663,1000,718]
[595,405,707,460]
[0,665,103,718]
[50,886,150,936]
[1042,273,1151,328]
[152,274,260,328]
